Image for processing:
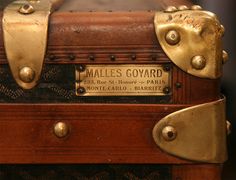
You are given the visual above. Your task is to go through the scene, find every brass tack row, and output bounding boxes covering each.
[165,5,203,13]
[46,54,163,61]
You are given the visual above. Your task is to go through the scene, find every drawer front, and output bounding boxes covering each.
[0,103,188,164]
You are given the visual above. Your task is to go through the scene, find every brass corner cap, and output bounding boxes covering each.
[155,7,225,79]
[152,96,228,163]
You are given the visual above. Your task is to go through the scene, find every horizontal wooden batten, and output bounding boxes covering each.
[0,103,190,164]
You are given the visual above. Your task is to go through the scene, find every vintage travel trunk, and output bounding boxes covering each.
[0,0,229,179]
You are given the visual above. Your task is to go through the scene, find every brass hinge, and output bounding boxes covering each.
[154,5,228,79]
[152,96,228,163]
[2,0,64,89]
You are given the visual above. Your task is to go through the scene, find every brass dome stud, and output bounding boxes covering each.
[226,121,232,135]
[222,50,229,64]
[191,5,203,10]
[178,5,189,11]
[165,30,181,45]
[221,25,225,36]
[162,126,177,141]
[19,67,35,83]
[18,4,35,15]
[165,6,178,13]
[191,56,206,70]
[54,122,70,138]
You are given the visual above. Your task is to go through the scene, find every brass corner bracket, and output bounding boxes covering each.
[152,96,228,163]
[2,0,64,89]
[155,5,228,79]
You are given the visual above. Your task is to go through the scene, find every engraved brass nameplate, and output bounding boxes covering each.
[76,65,171,96]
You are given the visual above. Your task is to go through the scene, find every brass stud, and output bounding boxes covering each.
[27,0,40,2]
[19,67,35,83]
[162,126,177,141]
[191,56,206,70]
[68,54,76,61]
[110,55,116,61]
[226,121,232,135]
[77,65,86,72]
[131,54,137,61]
[163,87,171,94]
[18,4,35,15]
[178,5,189,11]
[191,5,203,10]
[77,87,86,94]
[222,50,229,64]
[89,55,95,61]
[165,6,178,13]
[221,25,225,36]
[163,64,171,72]
[54,122,69,138]
[165,30,180,45]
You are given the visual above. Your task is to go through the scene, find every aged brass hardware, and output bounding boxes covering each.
[18,4,35,14]
[163,87,171,95]
[155,6,224,79]
[226,121,232,135]
[191,56,206,70]
[110,55,116,61]
[3,0,64,89]
[162,126,177,141]
[164,6,178,13]
[222,50,229,64]
[19,67,35,83]
[178,5,189,11]
[165,30,180,46]
[152,96,227,163]
[221,25,225,36]
[76,64,171,96]
[77,87,86,95]
[191,5,202,10]
[54,122,69,138]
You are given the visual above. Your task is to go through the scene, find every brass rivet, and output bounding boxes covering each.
[175,82,182,89]
[77,65,86,72]
[222,50,229,64]
[131,54,137,61]
[178,5,189,11]
[54,122,69,138]
[163,64,171,72]
[19,67,35,83]
[165,30,180,45]
[162,126,177,141]
[165,6,178,13]
[27,0,40,3]
[89,55,95,61]
[49,54,56,61]
[110,55,116,61]
[18,4,35,15]
[163,87,171,94]
[191,56,206,70]
[221,25,225,36]
[226,121,232,135]
[77,87,86,94]
[68,54,76,61]
[191,5,203,10]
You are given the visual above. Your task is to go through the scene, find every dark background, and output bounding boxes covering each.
[192,0,236,179]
